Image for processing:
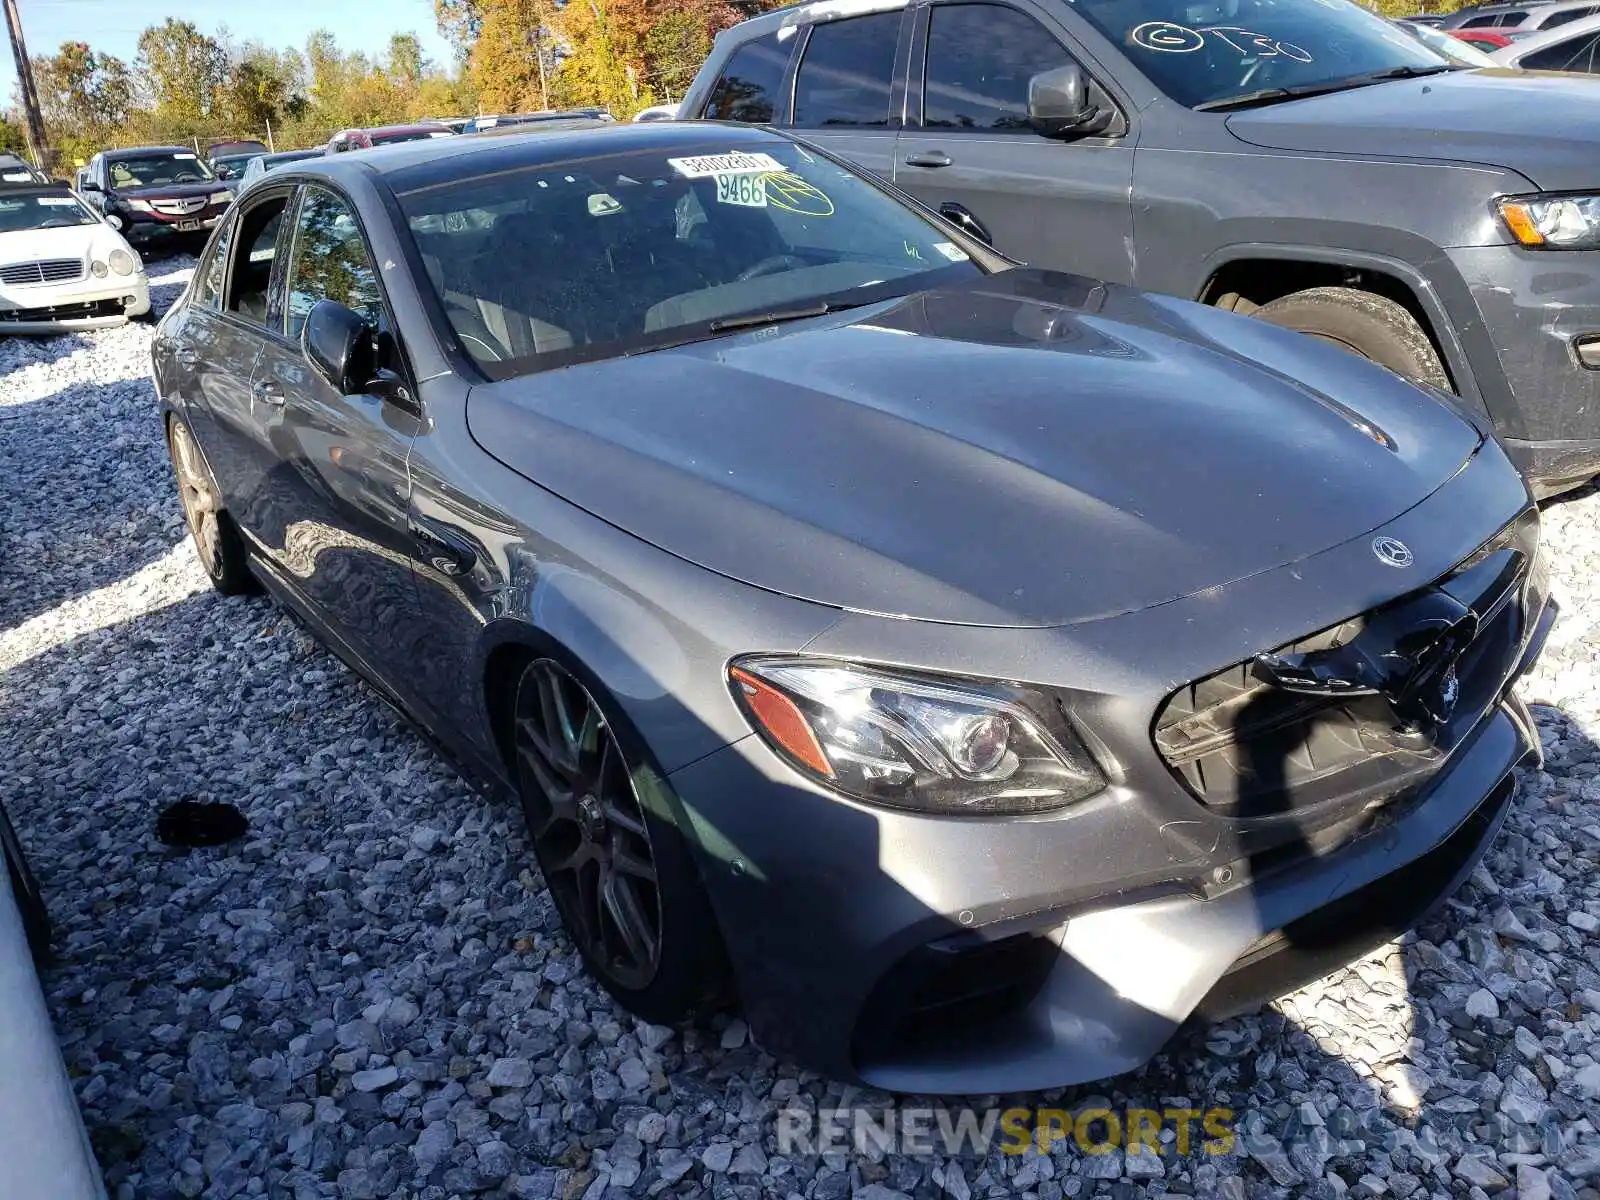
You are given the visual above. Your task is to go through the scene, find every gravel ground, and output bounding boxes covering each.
[1,257,1598,1200]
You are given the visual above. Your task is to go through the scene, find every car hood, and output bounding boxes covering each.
[0,223,102,266]
[114,181,228,201]
[1225,70,1600,190]
[466,271,1484,628]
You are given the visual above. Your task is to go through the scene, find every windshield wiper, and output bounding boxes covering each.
[1195,64,1459,112]
[707,299,872,333]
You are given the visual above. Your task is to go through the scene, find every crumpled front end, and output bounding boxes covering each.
[666,439,1549,1092]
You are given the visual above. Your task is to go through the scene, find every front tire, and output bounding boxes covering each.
[1254,286,1451,391]
[167,415,258,596]
[512,657,728,1024]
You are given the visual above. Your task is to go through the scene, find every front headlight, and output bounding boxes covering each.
[107,248,135,276]
[727,657,1107,816]
[1499,194,1600,249]
[90,259,109,278]
[214,190,234,204]
[125,198,153,213]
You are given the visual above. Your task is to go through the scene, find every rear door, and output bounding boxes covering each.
[188,188,296,542]
[251,182,422,661]
[788,10,914,180]
[895,0,1137,284]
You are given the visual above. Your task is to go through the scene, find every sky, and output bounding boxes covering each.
[1,0,458,100]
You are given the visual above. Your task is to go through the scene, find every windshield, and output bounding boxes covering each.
[1067,0,1456,107]
[109,153,215,187]
[0,191,99,232]
[211,156,256,179]
[399,138,986,376]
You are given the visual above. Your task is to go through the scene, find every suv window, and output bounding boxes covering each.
[923,4,1073,131]
[194,217,234,310]
[1523,27,1600,66]
[286,186,384,340]
[1544,5,1597,25]
[226,197,289,327]
[705,35,790,122]
[793,13,901,127]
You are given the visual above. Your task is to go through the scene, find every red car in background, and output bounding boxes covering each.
[326,122,456,154]
[1452,27,1519,46]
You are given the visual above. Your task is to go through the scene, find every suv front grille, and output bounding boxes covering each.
[0,258,84,286]
[1153,510,1541,820]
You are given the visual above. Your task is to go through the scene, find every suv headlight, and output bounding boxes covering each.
[727,657,1107,816]
[1499,194,1600,249]
[125,198,153,213]
[107,248,136,276]
[214,190,234,204]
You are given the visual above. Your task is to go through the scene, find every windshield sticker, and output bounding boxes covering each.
[0,200,22,211]
[934,242,971,262]
[715,172,768,208]
[762,172,835,217]
[2,171,33,182]
[1130,21,1313,61]
[37,196,78,206]
[588,192,624,216]
[669,151,786,179]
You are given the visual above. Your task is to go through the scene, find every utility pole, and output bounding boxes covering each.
[528,4,550,111]
[4,0,50,173]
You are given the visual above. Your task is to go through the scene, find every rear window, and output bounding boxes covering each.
[705,34,791,122]
[1522,27,1600,66]
[398,139,983,376]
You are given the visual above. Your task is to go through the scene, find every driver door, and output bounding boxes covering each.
[895,0,1137,284]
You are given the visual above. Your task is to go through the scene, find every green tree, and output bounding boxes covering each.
[135,20,229,121]
[388,33,428,93]
[0,114,29,156]
[469,0,551,112]
[33,42,132,160]
[435,0,483,64]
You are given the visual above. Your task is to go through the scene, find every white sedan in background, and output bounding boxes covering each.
[0,183,149,334]
[1490,12,1600,68]
[0,803,105,1200]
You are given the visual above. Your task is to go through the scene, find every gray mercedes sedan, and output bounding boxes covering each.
[150,121,1551,1093]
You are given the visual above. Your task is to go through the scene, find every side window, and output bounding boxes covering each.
[225,196,290,327]
[1461,13,1502,25]
[193,217,235,310]
[792,13,902,127]
[922,4,1073,131]
[704,34,790,122]
[1523,30,1600,68]
[285,186,383,341]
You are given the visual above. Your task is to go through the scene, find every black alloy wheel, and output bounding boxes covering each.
[514,659,664,991]
[168,416,256,595]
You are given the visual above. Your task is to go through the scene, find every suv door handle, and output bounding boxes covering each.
[903,150,953,169]
[252,379,284,406]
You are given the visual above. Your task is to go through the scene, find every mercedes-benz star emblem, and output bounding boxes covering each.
[1372,537,1414,569]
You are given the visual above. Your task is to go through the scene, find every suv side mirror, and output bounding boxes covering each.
[1029,64,1113,139]
[80,179,102,192]
[303,299,376,395]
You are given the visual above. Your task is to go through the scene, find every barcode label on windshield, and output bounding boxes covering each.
[668,152,785,179]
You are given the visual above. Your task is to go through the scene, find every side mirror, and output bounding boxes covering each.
[1028,64,1112,139]
[302,299,376,395]
[80,179,102,192]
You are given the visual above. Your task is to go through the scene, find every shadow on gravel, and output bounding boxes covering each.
[0,377,179,631]
[0,539,1591,1200]
[0,332,87,369]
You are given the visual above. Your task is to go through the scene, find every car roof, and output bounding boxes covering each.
[714,0,904,41]
[1493,10,1600,53]
[103,145,196,160]
[288,120,790,196]
[0,182,73,196]
[342,122,452,137]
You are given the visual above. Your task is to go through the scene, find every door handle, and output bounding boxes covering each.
[175,347,199,367]
[409,516,478,578]
[251,379,284,406]
[903,150,953,169]
[939,203,994,248]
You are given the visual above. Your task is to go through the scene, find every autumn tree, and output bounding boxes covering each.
[135,20,229,122]
[32,41,133,160]
[435,0,484,65]
[469,0,556,113]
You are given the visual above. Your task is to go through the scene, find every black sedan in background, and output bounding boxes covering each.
[151,123,1550,1092]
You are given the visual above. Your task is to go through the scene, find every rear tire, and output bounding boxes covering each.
[0,803,50,964]
[1254,286,1451,391]
[167,415,258,596]
[511,656,729,1025]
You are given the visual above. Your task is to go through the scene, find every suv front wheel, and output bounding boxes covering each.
[1254,286,1451,392]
